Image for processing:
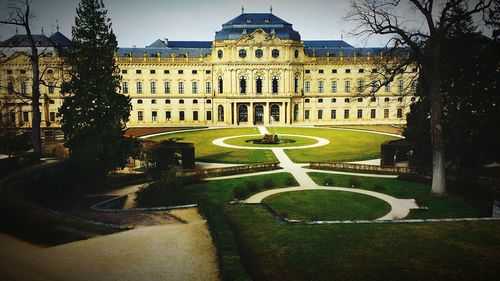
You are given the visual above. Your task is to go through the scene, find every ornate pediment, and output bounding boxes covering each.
[235,29,282,47]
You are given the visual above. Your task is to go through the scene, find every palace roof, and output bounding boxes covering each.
[0,32,70,48]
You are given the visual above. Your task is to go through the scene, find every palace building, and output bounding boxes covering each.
[0,12,417,128]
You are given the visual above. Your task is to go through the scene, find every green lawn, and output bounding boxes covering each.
[308,172,484,219]
[149,128,276,163]
[226,205,500,281]
[223,135,318,148]
[263,190,391,221]
[273,127,398,162]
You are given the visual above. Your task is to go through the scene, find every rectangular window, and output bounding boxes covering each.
[136,82,142,94]
[49,112,56,122]
[150,69,156,74]
[164,82,170,94]
[192,70,197,74]
[331,81,337,93]
[358,69,364,73]
[152,111,157,121]
[193,111,199,121]
[344,109,349,119]
[22,111,29,122]
[192,82,198,94]
[179,111,185,121]
[164,70,170,74]
[305,70,311,74]
[122,82,128,94]
[206,111,212,121]
[178,70,184,74]
[318,81,324,93]
[371,109,376,119]
[7,82,14,94]
[344,81,350,93]
[357,109,363,119]
[9,112,15,123]
[305,81,310,93]
[166,111,171,121]
[345,69,351,73]
[411,81,417,92]
[178,82,184,94]
[136,70,141,74]
[138,111,143,121]
[150,81,156,94]
[331,109,336,119]
[385,84,390,92]
[205,70,211,74]
[318,109,323,120]
[332,69,337,74]
[121,69,127,74]
[318,69,324,74]
[206,82,211,94]
[384,109,390,118]
[398,80,404,93]
[48,82,55,94]
[305,110,310,120]
[397,108,403,118]
[357,81,364,93]
[21,82,27,95]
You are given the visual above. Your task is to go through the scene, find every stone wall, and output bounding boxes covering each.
[310,161,429,175]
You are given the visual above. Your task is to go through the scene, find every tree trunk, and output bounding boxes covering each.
[28,34,41,160]
[428,39,446,195]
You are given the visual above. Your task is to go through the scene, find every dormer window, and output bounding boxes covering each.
[246,18,252,23]
[239,49,247,58]
[242,29,247,35]
[270,28,276,34]
[217,50,223,59]
[264,18,270,23]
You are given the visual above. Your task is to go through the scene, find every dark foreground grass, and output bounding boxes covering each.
[308,172,484,219]
[225,204,500,281]
[263,190,391,221]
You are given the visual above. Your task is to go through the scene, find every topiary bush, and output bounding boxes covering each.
[348,177,360,188]
[234,185,251,200]
[324,177,335,186]
[263,178,274,189]
[245,180,258,193]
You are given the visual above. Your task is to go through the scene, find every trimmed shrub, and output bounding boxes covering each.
[285,176,298,186]
[234,185,250,200]
[373,183,385,192]
[324,177,335,186]
[349,177,360,188]
[263,178,274,189]
[245,181,258,193]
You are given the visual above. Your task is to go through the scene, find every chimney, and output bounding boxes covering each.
[163,37,168,46]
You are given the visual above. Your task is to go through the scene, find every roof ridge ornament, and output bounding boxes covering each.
[270,5,273,14]
[241,5,244,14]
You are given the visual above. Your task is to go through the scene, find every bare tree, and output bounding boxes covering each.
[0,0,43,159]
[346,0,492,195]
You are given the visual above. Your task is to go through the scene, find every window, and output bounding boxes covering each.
[358,69,364,73]
[239,49,247,58]
[305,109,310,120]
[371,109,376,119]
[345,69,351,73]
[318,109,323,120]
[164,70,170,74]
[384,109,389,118]
[357,81,364,93]
[331,109,336,119]
[49,112,56,122]
[206,99,212,104]
[21,82,27,95]
[345,81,351,92]
[331,81,337,93]
[192,82,198,94]
[193,111,198,121]
[178,70,184,74]
[218,76,223,93]
[372,69,378,73]
[136,70,141,74]
[48,82,55,94]
[370,97,376,102]
[357,109,363,119]
[217,50,223,58]
[240,77,247,94]
[150,69,156,74]
[206,111,212,121]
[305,81,310,93]
[411,81,417,92]
[318,98,323,103]
[385,84,390,92]
[332,69,337,74]
[9,112,15,123]
[358,98,363,102]
[398,80,404,93]
[206,82,211,94]
[6,69,13,75]
[193,99,198,104]
[179,111,185,121]
[136,82,142,94]
[166,111,171,120]
[397,97,403,102]
[7,82,13,94]
[178,82,184,94]
[23,111,29,122]
[179,99,184,104]
[318,69,324,74]
[150,81,156,94]
[49,99,55,104]
[256,77,263,94]
[122,69,127,74]
[384,97,390,102]
[294,75,299,93]
[20,69,26,74]
[151,99,157,104]
[318,81,324,93]
[205,70,211,74]
[272,49,279,58]
[272,76,279,93]
[192,70,197,74]
[255,49,263,58]
[305,70,311,74]
[152,111,157,121]
[295,49,299,58]
[331,98,336,103]
[344,109,349,119]
[137,99,143,104]
[411,97,416,102]
[397,108,403,118]
[164,82,170,94]
[165,99,171,104]
[305,98,310,103]
[138,111,143,121]
[218,105,224,121]
[344,98,350,103]
[122,82,128,94]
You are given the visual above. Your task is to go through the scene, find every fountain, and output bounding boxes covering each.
[246,115,295,145]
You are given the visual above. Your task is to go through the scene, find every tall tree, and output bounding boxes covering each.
[0,0,43,160]
[347,0,492,195]
[60,0,131,178]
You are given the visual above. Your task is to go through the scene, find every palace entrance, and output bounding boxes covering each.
[254,105,264,125]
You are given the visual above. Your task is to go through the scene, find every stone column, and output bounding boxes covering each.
[248,102,254,125]
[279,102,285,124]
[264,102,270,126]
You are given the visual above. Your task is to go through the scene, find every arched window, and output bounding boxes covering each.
[217,50,223,59]
[151,99,157,104]
[272,49,279,58]
[256,77,263,94]
[294,49,299,59]
[179,99,184,104]
[255,49,263,58]
[217,105,224,122]
[384,97,390,102]
[193,99,198,104]
[238,105,248,122]
[165,99,171,104]
[272,76,279,93]
[270,104,280,121]
[137,99,143,104]
[239,49,247,58]
[206,99,212,104]
[294,75,299,93]
[293,104,299,121]
[240,76,247,94]
[218,76,223,93]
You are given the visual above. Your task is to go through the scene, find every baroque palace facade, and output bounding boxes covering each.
[0,12,416,128]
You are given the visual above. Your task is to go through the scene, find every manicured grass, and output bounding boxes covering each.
[226,205,500,281]
[149,128,276,163]
[263,190,391,220]
[308,172,484,219]
[223,135,318,148]
[273,127,398,162]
